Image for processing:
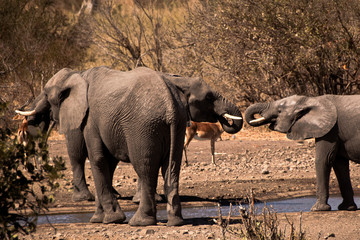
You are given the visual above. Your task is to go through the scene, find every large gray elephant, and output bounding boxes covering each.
[16,66,243,226]
[245,95,360,212]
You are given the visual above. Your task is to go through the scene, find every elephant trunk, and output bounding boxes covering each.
[245,102,271,127]
[218,101,243,134]
[15,92,52,138]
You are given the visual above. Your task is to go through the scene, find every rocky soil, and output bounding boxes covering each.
[21,128,360,239]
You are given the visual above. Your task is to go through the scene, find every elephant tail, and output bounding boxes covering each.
[167,122,177,188]
[164,120,184,204]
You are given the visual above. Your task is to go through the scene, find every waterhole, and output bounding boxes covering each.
[36,195,360,225]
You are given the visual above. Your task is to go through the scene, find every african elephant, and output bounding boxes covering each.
[16,66,243,226]
[245,95,359,212]
[16,95,156,204]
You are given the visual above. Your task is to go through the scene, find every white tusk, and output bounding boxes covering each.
[15,109,36,116]
[223,113,243,120]
[249,117,266,124]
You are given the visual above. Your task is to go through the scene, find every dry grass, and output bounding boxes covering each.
[214,192,307,240]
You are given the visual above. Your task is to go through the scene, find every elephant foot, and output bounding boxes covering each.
[338,201,357,211]
[128,211,157,226]
[103,211,126,224]
[310,201,331,211]
[132,193,163,204]
[90,212,104,223]
[72,190,95,202]
[167,216,185,226]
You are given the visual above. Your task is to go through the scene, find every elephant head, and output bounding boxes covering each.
[163,73,243,134]
[15,92,52,140]
[245,95,337,140]
[16,68,88,135]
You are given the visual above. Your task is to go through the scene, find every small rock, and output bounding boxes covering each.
[324,233,335,239]
[145,229,155,235]
[181,230,189,234]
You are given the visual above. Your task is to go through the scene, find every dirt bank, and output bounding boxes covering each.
[21,129,360,239]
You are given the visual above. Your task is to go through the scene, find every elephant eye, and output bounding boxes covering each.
[278,104,286,113]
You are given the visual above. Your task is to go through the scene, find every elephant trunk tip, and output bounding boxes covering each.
[220,113,243,134]
[244,102,269,127]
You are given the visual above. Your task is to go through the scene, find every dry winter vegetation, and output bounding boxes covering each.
[2,0,360,239]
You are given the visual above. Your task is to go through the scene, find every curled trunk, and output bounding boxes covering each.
[218,101,243,134]
[244,102,270,126]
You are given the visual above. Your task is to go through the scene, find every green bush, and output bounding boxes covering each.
[0,104,65,239]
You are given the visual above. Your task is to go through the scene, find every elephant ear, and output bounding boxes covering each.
[59,73,88,134]
[287,96,337,140]
[45,69,88,134]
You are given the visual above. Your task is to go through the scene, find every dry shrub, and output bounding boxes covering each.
[214,192,306,240]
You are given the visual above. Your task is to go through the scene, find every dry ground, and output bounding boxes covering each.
[21,128,360,239]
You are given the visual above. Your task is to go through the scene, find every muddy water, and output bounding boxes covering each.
[36,195,360,225]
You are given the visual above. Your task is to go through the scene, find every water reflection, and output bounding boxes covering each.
[37,195,360,225]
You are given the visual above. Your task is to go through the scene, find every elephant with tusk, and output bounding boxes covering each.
[245,94,360,212]
[16,66,243,226]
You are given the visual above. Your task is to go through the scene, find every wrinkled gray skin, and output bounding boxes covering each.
[23,98,159,203]
[22,66,243,226]
[24,92,96,202]
[245,95,360,212]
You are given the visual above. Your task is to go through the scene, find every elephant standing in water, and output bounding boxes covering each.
[245,95,360,212]
[16,66,243,226]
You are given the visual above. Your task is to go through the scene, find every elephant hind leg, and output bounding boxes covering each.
[85,130,125,224]
[90,200,104,223]
[161,154,184,226]
[333,158,358,211]
[161,123,185,226]
[128,165,158,226]
[132,182,163,203]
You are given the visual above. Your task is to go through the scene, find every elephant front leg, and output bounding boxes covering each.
[65,132,94,202]
[311,139,336,212]
[333,158,357,211]
[70,155,95,202]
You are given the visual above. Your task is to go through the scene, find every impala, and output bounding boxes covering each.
[16,117,29,146]
[183,121,224,165]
